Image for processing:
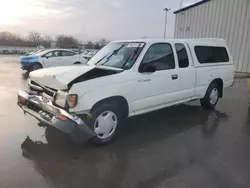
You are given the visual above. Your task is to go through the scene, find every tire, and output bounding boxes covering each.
[87,103,123,145]
[31,63,42,71]
[200,82,220,108]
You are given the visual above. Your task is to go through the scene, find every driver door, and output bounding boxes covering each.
[60,50,78,66]
[42,50,62,68]
[131,43,181,114]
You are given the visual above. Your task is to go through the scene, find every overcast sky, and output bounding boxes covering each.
[0,0,199,41]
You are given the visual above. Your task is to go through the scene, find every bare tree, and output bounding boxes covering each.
[85,41,94,49]
[98,38,108,47]
[44,36,52,43]
[0,30,80,48]
[41,35,53,48]
[0,31,23,46]
[28,32,42,46]
[55,35,64,48]
[56,35,79,48]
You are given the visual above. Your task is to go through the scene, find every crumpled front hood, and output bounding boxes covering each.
[29,65,96,90]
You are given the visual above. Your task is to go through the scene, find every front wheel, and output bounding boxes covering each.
[87,103,122,145]
[31,63,42,71]
[200,83,220,108]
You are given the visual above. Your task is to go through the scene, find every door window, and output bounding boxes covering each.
[44,51,60,57]
[61,51,76,56]
[141,43,175,71]
[175,43,189,68]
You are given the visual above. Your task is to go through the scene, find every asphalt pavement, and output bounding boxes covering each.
[1,56,250,188]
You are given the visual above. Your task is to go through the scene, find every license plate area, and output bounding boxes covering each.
[39,100,59,114]
[39,110,53,121]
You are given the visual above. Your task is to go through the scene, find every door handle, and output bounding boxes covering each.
[171,74,178,80]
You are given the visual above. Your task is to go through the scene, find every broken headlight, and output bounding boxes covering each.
[55,90,68,108]
[55,91,78,109]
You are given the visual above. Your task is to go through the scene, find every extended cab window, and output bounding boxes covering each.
[195,46,229,63]
[142,43,175,71]
[175,43,189,68]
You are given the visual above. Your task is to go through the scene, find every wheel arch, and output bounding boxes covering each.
[91,96,129,118]
[34,62,43,67]
[74,62,81,65]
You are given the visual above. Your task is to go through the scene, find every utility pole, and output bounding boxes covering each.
[163,8,171,39]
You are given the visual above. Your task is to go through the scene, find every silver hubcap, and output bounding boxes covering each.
[94,111,117,139]
[33,64,41,70]
[209,88,218,105]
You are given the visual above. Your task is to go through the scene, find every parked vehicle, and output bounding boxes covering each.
[81,50,98,60]
[17,38,234,145]
[2,50,11,54]
[20,49,87,72]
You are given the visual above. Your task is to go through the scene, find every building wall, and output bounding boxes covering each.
[174,0,250,73]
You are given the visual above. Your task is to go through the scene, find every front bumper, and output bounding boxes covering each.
[17,90,95,144]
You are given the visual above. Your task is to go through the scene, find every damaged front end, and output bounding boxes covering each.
[17,65,124,144]
[17,90,96,144]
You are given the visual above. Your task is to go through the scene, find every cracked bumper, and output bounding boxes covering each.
[17,90,95,144]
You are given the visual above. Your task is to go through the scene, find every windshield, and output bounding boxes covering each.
[87,42,145,69]
[33,49,45,55]
[36,50,51,56]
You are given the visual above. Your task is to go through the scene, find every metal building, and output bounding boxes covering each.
[174,0,250,73]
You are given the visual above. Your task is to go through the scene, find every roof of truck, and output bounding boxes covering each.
[113,38,227,46]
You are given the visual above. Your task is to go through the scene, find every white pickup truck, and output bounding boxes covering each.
[17,39,234,145]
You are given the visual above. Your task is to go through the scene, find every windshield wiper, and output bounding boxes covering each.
[97,44,125,66]
[121,46,141,69]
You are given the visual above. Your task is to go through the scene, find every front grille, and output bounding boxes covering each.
[30,80,40,87]
[29,80,43,92]
[26,100,54,121]
[29,79,57,99]
[43,87,57,98]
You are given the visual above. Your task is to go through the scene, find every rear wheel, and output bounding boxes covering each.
[87,103,123,145]
[200,83,220,108]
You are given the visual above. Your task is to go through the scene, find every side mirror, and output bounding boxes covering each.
[139,64,156,73]
[43,55,50,59]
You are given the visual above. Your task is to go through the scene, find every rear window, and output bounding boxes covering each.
[194,46,229,64]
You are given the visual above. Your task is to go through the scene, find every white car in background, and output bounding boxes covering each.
[81,50,98,60]
[20,49,87,72]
